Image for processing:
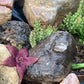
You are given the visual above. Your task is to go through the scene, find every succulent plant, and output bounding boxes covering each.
[72,63,84,69]
[61,0,84,70]
[29,19,57,48]
[0,45,38,83]
[11,41,22,50]
[61,0,84,44]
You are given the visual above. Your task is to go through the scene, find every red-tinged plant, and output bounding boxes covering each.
[0,45,38,83]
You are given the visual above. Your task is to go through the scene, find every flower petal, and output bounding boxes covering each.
[5,45,18,58]
[0,56,16,67]
[18,48,28,58]
[23,57,38,66]
[16,64,26,83]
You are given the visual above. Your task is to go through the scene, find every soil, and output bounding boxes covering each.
[71,35,84,82]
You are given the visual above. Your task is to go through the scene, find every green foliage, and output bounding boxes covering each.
[11,41,22,50]
[71,63,84,69]
[61,0,84,44]
[29,19,57,48]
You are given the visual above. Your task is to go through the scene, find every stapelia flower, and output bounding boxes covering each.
[0,45,38,83]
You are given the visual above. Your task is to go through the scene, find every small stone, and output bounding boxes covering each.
[0,44,20,84]
[60,73,80,84]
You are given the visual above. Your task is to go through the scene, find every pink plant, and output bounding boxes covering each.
[0,45,38,83]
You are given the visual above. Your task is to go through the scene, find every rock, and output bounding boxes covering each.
[0,0,14,25]
[60,73,80,84]
[0,21,31,49]
[23,0,80,27]
[0,44,20,84]
[24,31,76,84]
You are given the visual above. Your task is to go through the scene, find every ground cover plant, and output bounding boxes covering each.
[60,0,84,69]
[61,0,84,46]
[29,20,57,48]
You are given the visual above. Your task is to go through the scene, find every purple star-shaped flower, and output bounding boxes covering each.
[0,45,38,83]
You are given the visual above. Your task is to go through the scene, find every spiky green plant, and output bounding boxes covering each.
[29,20,57,48]
[11,41,22,50]
[61,0,84,44]
[61,0,84,70]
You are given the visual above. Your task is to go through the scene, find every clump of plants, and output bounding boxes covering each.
[60,0,84,70]
[11,41,22,50]
[29,20,57,48]
[61,0,84,45]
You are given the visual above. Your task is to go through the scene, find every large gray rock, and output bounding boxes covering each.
[23,0,80,27]
[24,31,76,84]
[0,21,31,49]
[0,0,14,25]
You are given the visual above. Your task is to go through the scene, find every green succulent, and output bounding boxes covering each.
[61,0,84,70]
[61,0,84,44]
[11,41,22,50]
[72,63,84,69]
[29,19,57,48]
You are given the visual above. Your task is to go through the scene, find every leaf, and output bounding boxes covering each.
[2,56,16,67]
[16,64,26,83]
[18,48,28,58]
[23,57,38,66]
[5,45,18,58]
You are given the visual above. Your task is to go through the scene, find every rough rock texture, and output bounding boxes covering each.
[60,73,80,84]
[0,44,20,84]
[0,21,31,49]
[0,0,14,25]
[23,0,80,27]
[24,31,76,84]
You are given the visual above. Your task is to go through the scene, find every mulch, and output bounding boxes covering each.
[71,35,84,82]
